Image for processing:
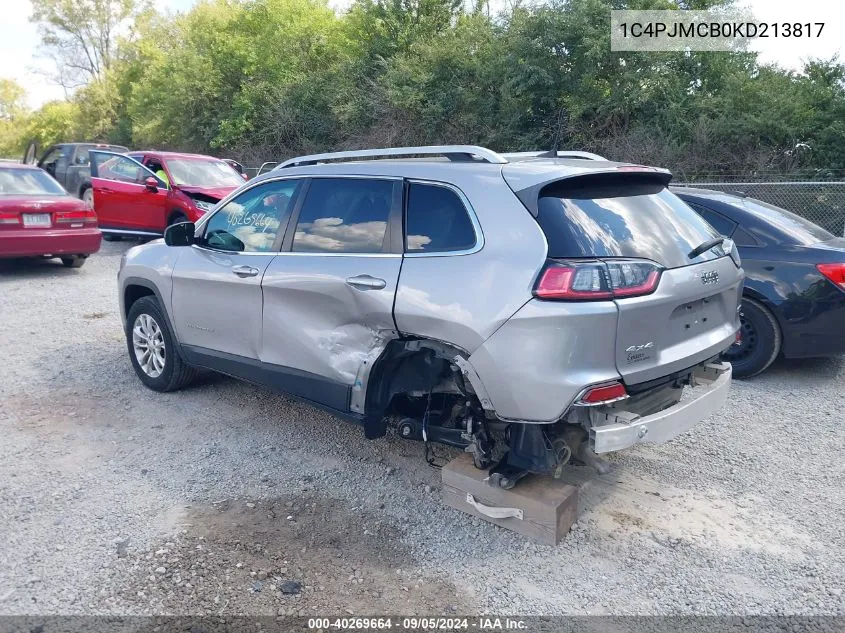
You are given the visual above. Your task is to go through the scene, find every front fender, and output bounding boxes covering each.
[118,241,181,334]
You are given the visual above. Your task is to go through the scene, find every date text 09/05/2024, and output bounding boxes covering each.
[307,617,527,630]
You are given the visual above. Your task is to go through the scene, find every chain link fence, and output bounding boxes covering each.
[673,178,845,238]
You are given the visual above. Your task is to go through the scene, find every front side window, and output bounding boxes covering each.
[94,154,151,185]
[39,147,61,166]
[292,178,394,253]
[201,179,301,253]
[405,182,476,252]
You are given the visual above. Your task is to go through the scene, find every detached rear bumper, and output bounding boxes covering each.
[591,362,731,454]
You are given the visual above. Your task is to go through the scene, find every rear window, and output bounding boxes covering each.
[0,168,67,196]
[734,197,833,245]
[537,182,722,269]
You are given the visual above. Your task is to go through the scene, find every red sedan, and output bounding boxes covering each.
[0,163,101,268]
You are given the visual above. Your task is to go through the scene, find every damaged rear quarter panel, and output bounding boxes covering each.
[393,174,548,352]
[468,299,621,423]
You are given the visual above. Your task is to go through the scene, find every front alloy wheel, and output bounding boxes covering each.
[132,313,166,378]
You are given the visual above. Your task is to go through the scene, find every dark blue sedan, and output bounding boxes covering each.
[674,188,845,377]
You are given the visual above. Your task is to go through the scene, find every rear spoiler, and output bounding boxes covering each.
[511,166,673,216]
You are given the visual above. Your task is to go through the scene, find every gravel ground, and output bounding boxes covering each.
[0,241,844,616]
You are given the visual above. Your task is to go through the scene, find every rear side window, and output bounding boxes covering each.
[732,226,759,247]
[687,203,738,237]
[537,182,722,269]
[405,182,476,252]
[292,178,394,253]
[75,147,90,165]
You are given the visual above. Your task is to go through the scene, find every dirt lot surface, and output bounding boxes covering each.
[1,242,844,616]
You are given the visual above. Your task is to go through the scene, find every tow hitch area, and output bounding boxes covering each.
[590,361,732,454]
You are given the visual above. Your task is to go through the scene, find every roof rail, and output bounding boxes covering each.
[502,150,608,162]
[276,145,508,169]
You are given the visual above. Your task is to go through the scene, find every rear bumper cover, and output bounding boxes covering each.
[591,362,731,453]
[0,227,102,258]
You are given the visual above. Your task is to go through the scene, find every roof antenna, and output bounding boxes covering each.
[538,107,564,158]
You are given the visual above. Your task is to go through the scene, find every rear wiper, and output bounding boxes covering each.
[687,237,724,260]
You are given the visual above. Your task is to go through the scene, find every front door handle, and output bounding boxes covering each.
[232,264,260,278]
[346,274,386,290]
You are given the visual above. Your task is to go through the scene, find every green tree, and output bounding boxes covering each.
[24,100,81,149]
[31,0,152,89]
[128,0,347,158]
[0,79,27,120]
[0,79,30,158]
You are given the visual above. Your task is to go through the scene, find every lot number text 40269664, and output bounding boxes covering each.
[307,617,528,630]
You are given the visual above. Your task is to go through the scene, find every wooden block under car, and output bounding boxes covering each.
[441,453,578,545]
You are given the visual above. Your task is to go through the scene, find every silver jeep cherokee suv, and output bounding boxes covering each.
[119,145,743,488]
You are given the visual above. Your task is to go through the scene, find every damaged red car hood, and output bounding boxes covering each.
[175,185,239,202]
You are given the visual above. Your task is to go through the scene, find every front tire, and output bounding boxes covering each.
[81,186,94,208]
[723,297,781,378]
[126,296,197,392]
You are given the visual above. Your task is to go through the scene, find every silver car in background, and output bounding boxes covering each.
[118,146,743,488]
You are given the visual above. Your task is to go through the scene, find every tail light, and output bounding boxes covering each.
[817,263,845,290]
[0,211,19,225]
[575,381,628,406]
[56,208,97,226]
[534,259,662,301]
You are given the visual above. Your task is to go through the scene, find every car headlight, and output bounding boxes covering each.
[193,200,214,213]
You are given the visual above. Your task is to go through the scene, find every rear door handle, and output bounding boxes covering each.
[346,274,386,290]
[232,265,260,278]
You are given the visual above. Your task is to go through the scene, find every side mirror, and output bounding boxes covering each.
[164,222,195,247]
[144,176,159,192]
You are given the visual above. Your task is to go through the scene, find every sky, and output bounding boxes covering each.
[1,0,842,109]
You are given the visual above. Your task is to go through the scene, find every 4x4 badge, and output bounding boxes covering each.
[625,341,654,364]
